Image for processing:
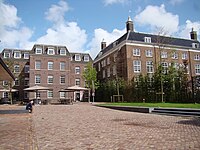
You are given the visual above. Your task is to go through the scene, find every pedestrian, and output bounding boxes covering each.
[26,100,33,113]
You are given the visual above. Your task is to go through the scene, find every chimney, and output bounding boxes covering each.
[126,16,134,32]
[190,28,197,40]
[101,39,106,50]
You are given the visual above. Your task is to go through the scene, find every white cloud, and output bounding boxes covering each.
[134,4,179,35]
[103,0,129,5]
[88,28,126,58]
[0,1,33,50]
[178,20,200,39]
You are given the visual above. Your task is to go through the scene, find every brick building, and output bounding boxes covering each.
[94,17,200,83]
[0,44,92,103]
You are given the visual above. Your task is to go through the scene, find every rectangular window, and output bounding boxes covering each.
[3,92,9,98]
[75,54,81,61]
[146,50,153,57]
[182,53,188,60]
[195,64,200,74]
[107,67,110,77]
[35,75,41,84]
[133,48,140,56]
[35,61,41,70]
[3,80,8,86]
[113,65,116,75]
[103,70,105,78]
[60,92,65,98]
[194,54,200,60]
[75,66,80,74]
[24,53,29,59]
[133,60,141,73]
[47,47,55,55]
[84,55,89,62]
[144,37,151,43]
[60,62,65,71]
[60,75,65,84]
[48,61,53,70]
[161,51,167,58]
[98,63,101,71]
[24,65,30,73]
[161,62,168,74]
[14,78,19,86]
[4,52,10,58]
[35,47,42,54]
[47,90,53,98]
[146,61,154,73]
[24,91,29,99]
[60,48,66,55]
[24,78,29,86]
[172,52,178,59]
[14,51,21,58]
[75,78,80,86]
[14,65,20,73]
[107,57,110,65]
[48,75,53,84]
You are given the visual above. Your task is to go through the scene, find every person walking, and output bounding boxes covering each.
[26,100,33,113]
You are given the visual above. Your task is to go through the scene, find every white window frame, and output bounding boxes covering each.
[24,53,29,59]
[48,61,53,70]
[47,47,55,55]
[47,90,53,98]
[14,78,19,86]
[75,78,80,86]
[146,61,154,73]
[133,60,141,73]
[84,55,89,62]
[60,92,65,98]
[146,49,153,57]
[14,51,21,59]
[35,75,41,84]
[75,54,81,61]
[60,48,66,55]
[107,57,110,65]
[172,52,178,59]
[35,61,41,70]
[161,62,168,74]
[3,80,8,86]
[133,48,140,56]
[48,75,53,84]
[75,66,80,74]
[60,75,65,84]
[60,62,65,71]
[3,92,9,98]
[144,37,151,43]
[14,64,20,73]
[194,54,200,60]
[161,51,167,58]
[35,47,42,54]
[4,52,10,58]
[182,53,187,60]
[195,64,200,74]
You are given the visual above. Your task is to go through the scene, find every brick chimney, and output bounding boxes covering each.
[190,28,197,40]
[126,16,134,32]
[101,39,106,50]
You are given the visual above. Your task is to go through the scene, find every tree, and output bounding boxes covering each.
[83,62,98,102]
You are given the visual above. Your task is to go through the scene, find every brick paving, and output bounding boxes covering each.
[0,103,200,150]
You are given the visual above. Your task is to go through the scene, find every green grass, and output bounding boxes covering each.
[99,102,200,109]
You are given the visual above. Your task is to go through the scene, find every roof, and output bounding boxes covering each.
[96,31,200,60]
[0,57,15,81]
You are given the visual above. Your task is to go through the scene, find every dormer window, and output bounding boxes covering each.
[60,48,66,55]
[144,37,151,43]
[192,43,199,48]
[75,54,81,61]
[24,53,29,59]
[14,51,21,59]
[84,55,89,62]
[35,47,42,54]
[47,47,55,55]
[4,51,10,58]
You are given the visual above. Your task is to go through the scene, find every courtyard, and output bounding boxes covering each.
[0,103,200,150]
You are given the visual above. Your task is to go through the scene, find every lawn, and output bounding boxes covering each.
[99,102,200,109]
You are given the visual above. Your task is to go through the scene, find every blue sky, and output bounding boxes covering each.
[0,0,200,58]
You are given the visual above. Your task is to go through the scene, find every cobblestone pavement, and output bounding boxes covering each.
[0,105,38,150]
[1,103,200,150]
[32,103,200,150]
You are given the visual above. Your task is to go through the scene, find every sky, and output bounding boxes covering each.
[0,0,200,58]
